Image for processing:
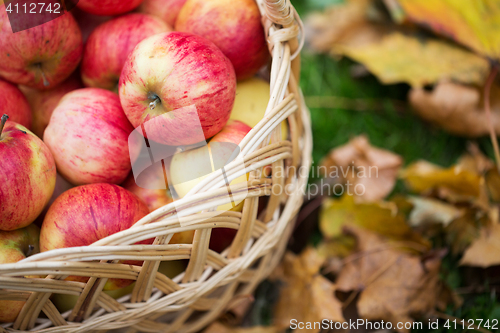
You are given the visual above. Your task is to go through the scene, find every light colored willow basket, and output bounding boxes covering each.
[0,0,311,332]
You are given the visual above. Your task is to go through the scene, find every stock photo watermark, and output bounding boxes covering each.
[4,0,79,32]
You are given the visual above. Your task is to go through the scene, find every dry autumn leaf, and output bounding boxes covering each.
[336,226,444,333]
[400,159,482,198]
[445,209,491,255]
[306,0,489,87]
[409,81,500,137]
[457,143,495,174]
[317,235,356,259]
[460,221,500,268]
[271,248,345,332]
[320,195,429,248]
[486,168,500,201]
[320,135,403,202]
[397,0,500,60]
[305,0,381,53]
[337,32,489,87]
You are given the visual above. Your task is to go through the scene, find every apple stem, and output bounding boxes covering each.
[26,244,35,257]
[149,96,160,110]
[36,63,50,87]
[0,114,8,139]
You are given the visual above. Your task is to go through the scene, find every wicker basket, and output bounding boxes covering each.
[0,0,311,331]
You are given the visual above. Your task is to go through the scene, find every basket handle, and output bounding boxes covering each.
[260,0,303,85]
[262,0,295,27]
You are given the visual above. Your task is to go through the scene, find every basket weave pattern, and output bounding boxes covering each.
[0,0,311,331]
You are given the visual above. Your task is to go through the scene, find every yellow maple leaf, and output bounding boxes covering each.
[398,0,500,60]
[338,32,489,87]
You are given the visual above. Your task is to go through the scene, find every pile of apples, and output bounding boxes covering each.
[0,0,280,322]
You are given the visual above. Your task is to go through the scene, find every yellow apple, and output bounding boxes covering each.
[169,120,251,212]
[230,77,288,140]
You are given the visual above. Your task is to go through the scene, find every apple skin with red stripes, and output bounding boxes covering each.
[0,6,82,89]
[138,0,187,26]
[0,79,31,130]
[0,121,56,231]
[43,88,134,185]
[77,0,144,16]
[175,0,269,80]
[40,183,151,290]
[119,31,236,146]
[81,13,171,91]
[19,74,83,138]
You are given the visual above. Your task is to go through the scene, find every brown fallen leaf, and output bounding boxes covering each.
[397,0,500,60]
[271,248,345,332]
[457,142,495,174]
[444,209,491,255]
[460,220,500,268]
[453,145,495,209]
[203,322,280,333]
[318,235,357,276]
[306,0,382,54]
[317,235,357,259]
[320,135,403,202]
[337,226,445,333]
[320,195,429,249]
[409,81,500,137]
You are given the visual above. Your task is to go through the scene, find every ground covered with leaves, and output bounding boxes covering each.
[202,0,500,332]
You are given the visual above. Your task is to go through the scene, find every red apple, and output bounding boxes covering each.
[0,6,82,89]
[43,88,134,185]
[0,224,40,322]
[40,183,150,290]
[71,7,112,43]
[82,13,171,90]
[0,116,56,231]
[77,0,144,16]
[208,119,252,145]
[175,0,269,80]
[0,78,31,129]
[119,31,236,146]
[19,74,82,138]
[121,167,173,212]
[137,0,187,26]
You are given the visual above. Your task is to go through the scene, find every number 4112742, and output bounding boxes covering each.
[444,319,498,330]
[5,3,61,14]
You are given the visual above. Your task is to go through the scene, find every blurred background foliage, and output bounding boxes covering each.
[295,0,498,331]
